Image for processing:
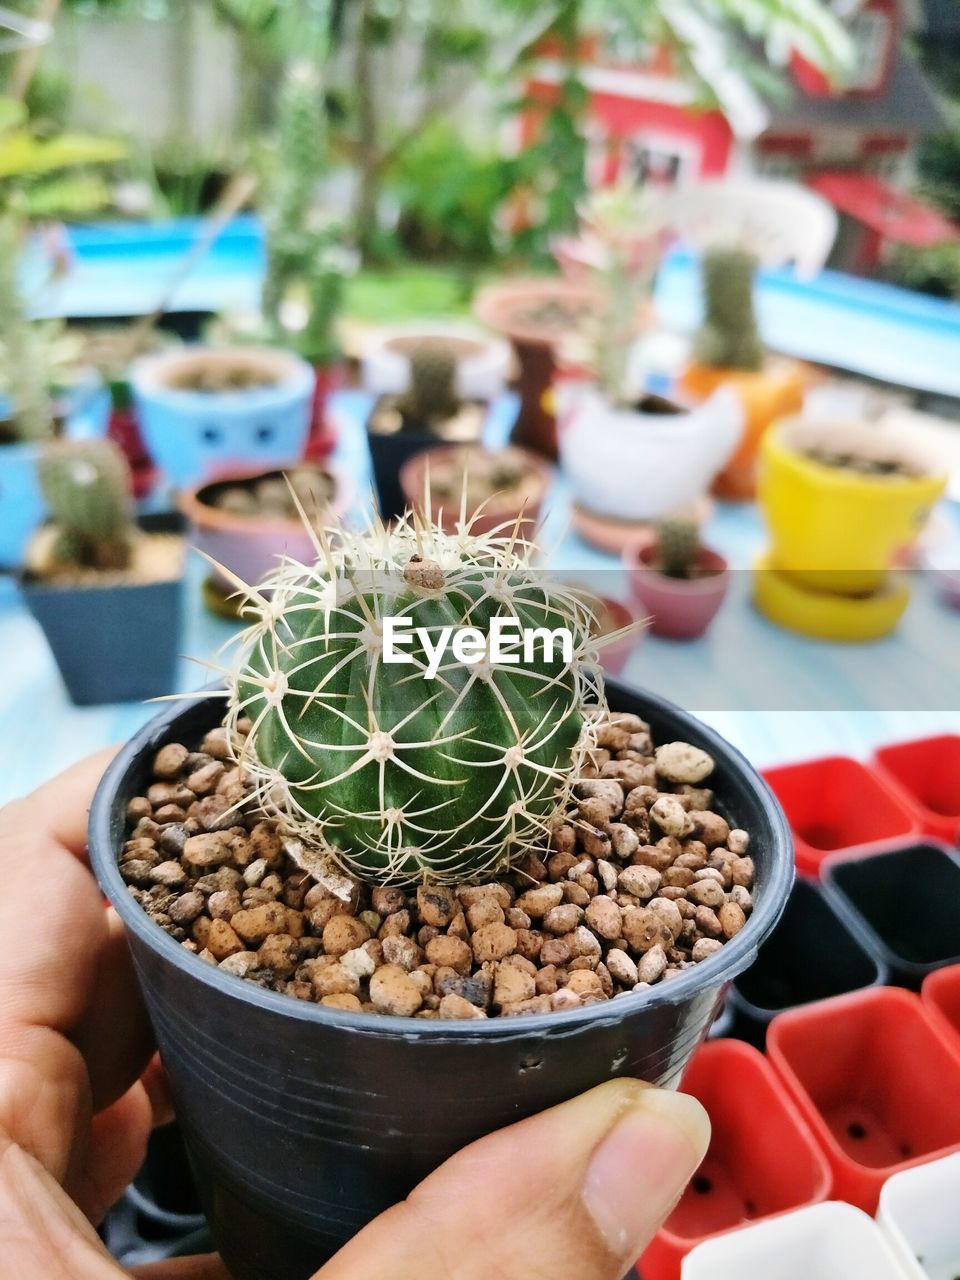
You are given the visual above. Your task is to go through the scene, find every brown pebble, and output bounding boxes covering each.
[606,947,639,987]
[471,923,518,962]
[417,885,457,928]
[565,970,605,999]
[466,897,505,931]
[206,919,244,961]
[514,883,563,917]
[168,890,204,925]
[381,935,421,972]
[584,895,622,941]
[542,904,583,935]
[718,901,746,938]
[637,944,668,984]
[493,964,536,1007]
[182,833,232,872]
[439,993,487,1019]
[622,907,673,954]
[231,902,289,947]
[425,935,473,974]
[655,742,715,785]
[323,915,371,957]
[154,743,189,779]
[687,880,725,910]
[370,964,423,1016]
[208,889,242,920]
[693,938,724,963]
[258,934,301,977]
[321,993,363,1011]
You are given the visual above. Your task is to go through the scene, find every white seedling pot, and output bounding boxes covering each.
[878,1153,960,1280]
[360,323,511,403]
[558,383,743,522]
[682,1202,910,1280]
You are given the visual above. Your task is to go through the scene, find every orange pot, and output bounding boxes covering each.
[681,357,808,501]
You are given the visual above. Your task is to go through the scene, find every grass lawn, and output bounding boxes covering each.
[342,262,497,323]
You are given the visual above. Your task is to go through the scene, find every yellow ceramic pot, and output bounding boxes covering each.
[758,418,946,596]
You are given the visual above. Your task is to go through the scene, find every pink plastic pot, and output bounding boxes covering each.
[178,463,351,596]
[623,542,729,640]
[640,1040,831,1280]
[873,736,960,843]
[762,755,920,878]
[768,987,960,1213]
[591,596,638,676]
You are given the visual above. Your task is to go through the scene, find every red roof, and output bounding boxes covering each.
[809,172,960,246]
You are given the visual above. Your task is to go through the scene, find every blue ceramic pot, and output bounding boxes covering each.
[132,347,315,489]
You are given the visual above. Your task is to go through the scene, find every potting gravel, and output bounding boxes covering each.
[120,712,755,1019]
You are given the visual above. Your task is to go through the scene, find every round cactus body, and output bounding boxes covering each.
[227,516,603,883]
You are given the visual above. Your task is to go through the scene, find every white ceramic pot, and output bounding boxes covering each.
[558,384,743,522]
[878,1153,960,1280]
[361,323,512,403]
[682,1202,910,1280]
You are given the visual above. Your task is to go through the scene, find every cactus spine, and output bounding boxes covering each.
[397,344,460,429]
[38,439,134,571]
[225,512,604,884]
[694,247,764,373]
[656,515,701,580]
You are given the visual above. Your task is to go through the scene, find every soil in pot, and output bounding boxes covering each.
[401,444,549,538]
[161,351,283,394]
[200,465,338,523]
[122,716,758,1019]
[802,446,926,479]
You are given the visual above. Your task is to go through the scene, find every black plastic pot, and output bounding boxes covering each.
[729,877,887,1047]
[823,841,960,989]
[365,417,434,520]
[21,514,185,706]
[88,681,792,1280]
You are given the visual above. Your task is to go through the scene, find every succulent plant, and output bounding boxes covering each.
[397,344,460,429]
[38,439,135,571]
[656,515,701,580]
[224,511,604,884]
[693,247,765,373]
[0,212,57,444]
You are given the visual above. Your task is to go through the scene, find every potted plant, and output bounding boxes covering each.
[366,341,487,519]
[177,461,352,617]
[624,514,730,640]
[21,439,184,705]
[131,345,316,490]
[680,248,808,501]
[472,276,598,458]
[88,505,791,1280]
[555,188,743,535]
[399,443,551,540]
[754,417,946,640]
[361,323,511,406]
[260,62,357,460]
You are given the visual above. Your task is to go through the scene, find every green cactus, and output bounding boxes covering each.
[656,515,701,580]
[397,344,460,429]
[694,247,764,373]
[226,512,603,884]
[0,213,56,444]
[38,439,135,571]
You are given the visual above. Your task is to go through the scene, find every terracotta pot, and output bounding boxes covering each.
[177,463,351,597]
[681,357,808,501]
[624,542,729,640]
[399,444,551,540]
[589,595,638,676]
[473,278,598,459]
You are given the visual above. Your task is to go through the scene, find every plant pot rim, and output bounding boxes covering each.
[399,444,553,519]
[473,277,599,347]
[20,515,185,593]
[764,418,946,496]
[132,345,315,404]
[624,542,730,591]
[88,681,793,1040]
[177,463,348,537]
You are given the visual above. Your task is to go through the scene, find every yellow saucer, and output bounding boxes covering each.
[753,554,910,642]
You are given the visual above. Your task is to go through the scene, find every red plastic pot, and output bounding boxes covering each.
[762,756,920,878]
[922,965,960,1052]
[640,1040,831,1280]
[623,542,729,641]
[873,736,960,844]
[768,987,960,1213]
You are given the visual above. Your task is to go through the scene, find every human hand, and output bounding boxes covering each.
[0,753,710,1280]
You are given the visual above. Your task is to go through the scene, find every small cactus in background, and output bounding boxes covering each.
[38,439,135,571]
[225,511,604,884]
[0,213,56,444]
[397,344,460,429]
[694,247,764,373]
[656,514,701,580]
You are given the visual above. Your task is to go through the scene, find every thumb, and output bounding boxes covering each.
[316,1080,709,1280]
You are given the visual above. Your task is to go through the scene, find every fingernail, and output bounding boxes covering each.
[582,1090,710,1261]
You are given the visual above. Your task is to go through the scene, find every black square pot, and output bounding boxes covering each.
[823,841,960,988]
[22,514,185,706]
[88,681,793,1280]
[365,417,434,520]
[729,878,887,1047]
